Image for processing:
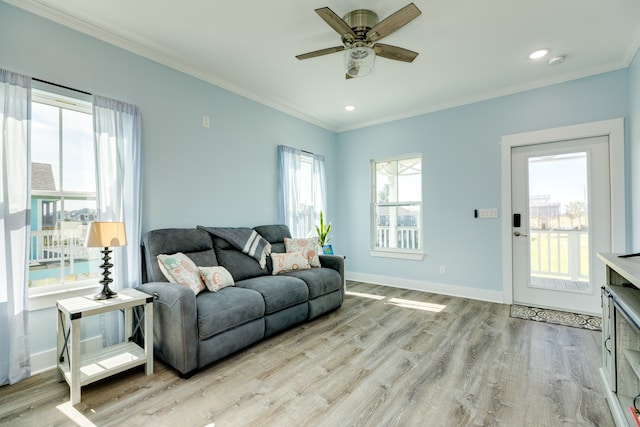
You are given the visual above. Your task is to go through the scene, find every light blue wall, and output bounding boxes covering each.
[0,2,338,236]
[630,50,640,249]
[0,1,637,363]
[336,71,629,293]
[0,2,337,357]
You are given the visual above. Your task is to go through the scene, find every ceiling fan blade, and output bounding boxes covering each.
[296,46,345,60]
[373,43,419,62]
[315,7,357,40]
[366,3,422,42]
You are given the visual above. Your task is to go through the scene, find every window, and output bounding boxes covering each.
[28,86,100,294]
[277,145,327,238]
[371,155,423,258]
[298,153,315,235]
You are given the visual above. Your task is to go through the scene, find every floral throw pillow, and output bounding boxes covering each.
[198,266,235,292]
[271,252,311,275]
[284,237,321,268]
[157,252,205,295]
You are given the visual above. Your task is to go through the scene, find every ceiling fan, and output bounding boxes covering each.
[296,3,422,79]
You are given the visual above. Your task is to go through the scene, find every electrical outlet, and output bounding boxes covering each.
[439,265,446,275]
[202,115,210,128]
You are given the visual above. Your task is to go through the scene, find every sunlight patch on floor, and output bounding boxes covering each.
[386,297,446,312]
[345,291,386,300]
[56,401,97,427]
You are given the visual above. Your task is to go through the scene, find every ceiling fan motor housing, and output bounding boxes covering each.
[342,9,379,45]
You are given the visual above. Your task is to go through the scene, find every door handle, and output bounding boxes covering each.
[514,231,528,237]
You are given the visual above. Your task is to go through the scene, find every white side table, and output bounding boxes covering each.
[56,288,154,405]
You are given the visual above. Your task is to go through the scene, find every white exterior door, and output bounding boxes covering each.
[511,136,611,314]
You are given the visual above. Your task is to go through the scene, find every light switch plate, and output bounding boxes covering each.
[478,208,498,218]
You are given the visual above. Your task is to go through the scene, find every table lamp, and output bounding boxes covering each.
[85,221,127,300]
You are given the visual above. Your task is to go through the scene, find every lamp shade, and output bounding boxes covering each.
[345,45,375,78]
[85,222,127,248]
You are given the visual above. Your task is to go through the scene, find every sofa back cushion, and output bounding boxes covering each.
[143,228,218,283]
[253,224,292,273]
[253,224,291,254]
[207,233,269,282]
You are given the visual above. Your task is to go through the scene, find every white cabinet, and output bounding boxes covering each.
[598,253,640,426]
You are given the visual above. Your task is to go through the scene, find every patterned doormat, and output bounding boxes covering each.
[510,304,602,331]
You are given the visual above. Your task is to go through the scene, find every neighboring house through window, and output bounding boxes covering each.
[29,85,100,294]
[371,154,423,259]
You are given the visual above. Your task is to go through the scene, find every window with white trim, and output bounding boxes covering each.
[371,155,422,256]
[28,86,100,296]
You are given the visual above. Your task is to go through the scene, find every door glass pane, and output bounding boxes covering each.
[527,152,590,293]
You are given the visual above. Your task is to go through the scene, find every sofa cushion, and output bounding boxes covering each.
[236,275,309,315]
[143,228,217,283]
[196,287,265,340]
[253,224,291,249]
[198,266,234,292]
[206,233,269,282]
[284,237,321,267]
[271,252,311,275]
[157,252,205,295]
[283,267,342,299]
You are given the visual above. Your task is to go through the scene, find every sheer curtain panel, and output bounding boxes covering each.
[93,96,142,345]
[277,145,303,236]
[0,69,31,385]
[277,146,328,238]
[312,153,327,226]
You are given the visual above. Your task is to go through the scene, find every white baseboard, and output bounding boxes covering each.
[30,335,103,376]
[345,271,504,304]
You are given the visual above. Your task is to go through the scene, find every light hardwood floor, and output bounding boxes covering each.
[0,281,613,427]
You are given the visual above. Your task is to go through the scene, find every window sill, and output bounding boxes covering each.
[29,283,101,311]
[369,249,425,261]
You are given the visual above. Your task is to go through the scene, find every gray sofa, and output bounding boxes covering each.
[137,224,344,377]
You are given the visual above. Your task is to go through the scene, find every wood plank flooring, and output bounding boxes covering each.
[0,281,613,426]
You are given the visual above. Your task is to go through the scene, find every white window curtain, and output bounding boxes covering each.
[312,153,327,220]
[277,145,302,236]
[0,69,31,385]
[93,95,142,345]
[277,145,327,238]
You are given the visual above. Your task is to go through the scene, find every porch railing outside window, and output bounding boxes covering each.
[529,228,589,282]
[376,226,420,249]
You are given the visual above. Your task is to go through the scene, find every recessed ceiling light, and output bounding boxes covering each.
[345,105,356,112]
[529,49,550,60]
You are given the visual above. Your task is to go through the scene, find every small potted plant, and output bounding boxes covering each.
[315,211,332,250]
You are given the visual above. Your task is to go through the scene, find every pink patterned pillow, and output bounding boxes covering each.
[157,252,205,295]
[198,266,234,292]
[271,252,311,275]
[284,237,320,268]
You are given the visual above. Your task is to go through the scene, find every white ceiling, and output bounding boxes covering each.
[8,0,640,132]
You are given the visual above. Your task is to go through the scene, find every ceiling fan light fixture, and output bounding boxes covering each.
[345,45,375,78]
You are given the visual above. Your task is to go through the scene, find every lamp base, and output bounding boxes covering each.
[94,284,118,300]
[94,246,118,300]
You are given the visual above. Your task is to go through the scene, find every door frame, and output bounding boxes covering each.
[501,118,625,304]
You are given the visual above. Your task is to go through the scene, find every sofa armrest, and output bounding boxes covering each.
[319,254,345,290]
[136,281,199,376]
